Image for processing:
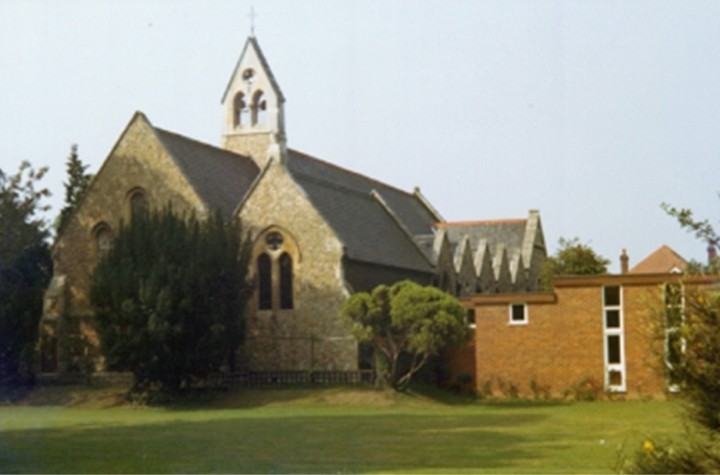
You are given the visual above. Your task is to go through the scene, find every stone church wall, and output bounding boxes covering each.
[239,160,358,371]
[44,115,207,372]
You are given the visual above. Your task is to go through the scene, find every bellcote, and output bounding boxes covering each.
[221,36,286,165]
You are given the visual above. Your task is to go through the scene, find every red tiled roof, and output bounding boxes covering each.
[629,245,687,274]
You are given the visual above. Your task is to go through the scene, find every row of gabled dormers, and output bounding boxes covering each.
[416,211,548,297]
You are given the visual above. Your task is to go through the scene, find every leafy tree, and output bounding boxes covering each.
[89,208,252,393]
[0,162,52,382]
[57,144,93,233]
[540,237,610,289]
[619,202,720,473]
[662,201,720,273]
[341,280,469,391]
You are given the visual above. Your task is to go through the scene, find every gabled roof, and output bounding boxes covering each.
[221,36,285,104]
[436,219,528,258]
[285,149,436,274]
[154,128,260,219]
[630,245,687,274]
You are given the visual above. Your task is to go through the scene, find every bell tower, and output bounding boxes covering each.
[221,36,286,166]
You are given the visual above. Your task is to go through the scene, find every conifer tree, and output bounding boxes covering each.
[0,162,52,383]
[89,208,252,393]
[57,144,92,233]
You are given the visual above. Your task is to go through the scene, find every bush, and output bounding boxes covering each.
[616,438,720,474]
[90,208,252,394]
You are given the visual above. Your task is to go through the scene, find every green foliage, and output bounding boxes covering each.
[0,162,52,382]
[662,201,719,251]
[620,200,720,473]
[617,437,720,474]
[89,208,252,393]
[540,237,610,289]
[56,144,93,233]
[675,288,720,432]
[341,280,469,391]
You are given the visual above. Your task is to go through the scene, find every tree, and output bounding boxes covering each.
[341,280,469,391]
[57,144,93,233]
[662,201,720,273]
[0,162,52,382]
[619,202,720,473]
[540,237,610,289]
[89,208,252,393]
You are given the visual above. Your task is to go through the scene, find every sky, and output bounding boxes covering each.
[1,0,719,272]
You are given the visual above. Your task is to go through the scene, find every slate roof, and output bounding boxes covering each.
[286,149,437,273]
[630,245,687,274]
[436,219,528,257]
[154,128,260,219]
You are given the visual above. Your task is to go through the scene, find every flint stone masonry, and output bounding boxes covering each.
[239,160,357,371]
[40,114,207,372]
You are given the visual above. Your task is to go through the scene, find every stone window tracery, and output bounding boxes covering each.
[255,229,297,312]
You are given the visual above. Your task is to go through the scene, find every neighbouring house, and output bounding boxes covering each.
[454,246,718,399]
[39,35,548,376]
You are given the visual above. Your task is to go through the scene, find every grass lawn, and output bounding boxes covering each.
[0,386,685,474]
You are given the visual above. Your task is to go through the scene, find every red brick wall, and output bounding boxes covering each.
[472,282,669,399]
[622,285,666,396]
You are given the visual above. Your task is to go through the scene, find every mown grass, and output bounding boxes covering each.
[0,386,685,473]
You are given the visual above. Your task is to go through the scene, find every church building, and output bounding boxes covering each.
[39,36,547,375]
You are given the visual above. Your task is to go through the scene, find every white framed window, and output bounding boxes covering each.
[664,283,685,392]
[509,303,528,325]
[603,286,626,392]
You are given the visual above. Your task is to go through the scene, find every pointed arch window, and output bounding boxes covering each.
[127,188,148,222]
[254,230,297,312]
[257,254,273,310]
[93,223,113,261]
[279,252,293,309]
[251,90,267,126]
[233,92,249,127]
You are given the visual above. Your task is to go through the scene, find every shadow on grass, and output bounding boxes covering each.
[0,410,560,473]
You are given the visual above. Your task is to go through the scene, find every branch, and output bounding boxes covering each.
[662,202,719,248]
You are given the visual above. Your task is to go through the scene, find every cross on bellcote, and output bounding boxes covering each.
[249,6,257,36]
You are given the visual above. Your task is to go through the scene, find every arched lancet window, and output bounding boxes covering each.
[279,252,293,309]
[251,90,267,126]
[93,223,113,261]
[129,190,148,221]
[254,229,298,312]
[233,92,249,127]
[257,254,272,310]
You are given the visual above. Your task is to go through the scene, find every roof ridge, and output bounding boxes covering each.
[288,148,415,197]
[436,218,527,228]
[291,169,379,199]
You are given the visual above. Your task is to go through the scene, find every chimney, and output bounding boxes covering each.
[708,242,717,265]
[620,249,629,274]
